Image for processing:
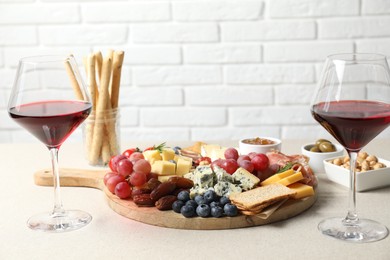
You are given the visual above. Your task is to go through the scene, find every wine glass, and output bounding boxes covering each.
[311,53,390,242]
[8,55,92,232]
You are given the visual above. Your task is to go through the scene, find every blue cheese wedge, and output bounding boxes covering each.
[232,167,260,191]
[214,181,242,197]
[213,166,233,183]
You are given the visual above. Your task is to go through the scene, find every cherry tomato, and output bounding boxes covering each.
[196,157,212,165]
[143,146,153,152]
[122,148,139,158]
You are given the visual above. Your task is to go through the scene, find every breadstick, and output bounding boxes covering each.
[88,54,98,111]
[89,57,112,165]
[64,56,84,100]
[101,126,111,164]
[111,50,125,109]
[95,51,103,84]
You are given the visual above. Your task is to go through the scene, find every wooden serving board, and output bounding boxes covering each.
[34,168,317,230]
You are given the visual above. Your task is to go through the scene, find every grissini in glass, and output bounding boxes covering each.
[311,53,390,242]
[8,55,92,232]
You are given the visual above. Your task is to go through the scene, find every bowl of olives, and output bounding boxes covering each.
[301,139,344,173]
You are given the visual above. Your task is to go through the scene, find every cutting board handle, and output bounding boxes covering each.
[34,168,107,190]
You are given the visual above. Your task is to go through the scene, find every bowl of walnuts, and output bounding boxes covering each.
[323,151,390,192]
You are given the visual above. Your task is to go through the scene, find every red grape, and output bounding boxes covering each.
[211,159,224,171]
[117,159,133,177]
[133,159,151,175]
[106,174,126,194]
[109,154,126,172]
[224,148,239,160]
[237,155,250,165]
[251,154,269,171]
[221,159,239,174]
[129,152,144,163]
[248,152,258,160]
[239,160,254,173]
[104,172,117,185]
[130,172,147,187]
[115,182,132,199]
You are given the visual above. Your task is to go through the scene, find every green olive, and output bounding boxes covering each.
[319,142,336,153]
[310,145,321,152]
[315,139,331,146]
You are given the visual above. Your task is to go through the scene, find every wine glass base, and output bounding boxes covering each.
[27,210,92,232]
[318,217,389,243]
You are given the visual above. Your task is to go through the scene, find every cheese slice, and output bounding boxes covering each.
[277,172,304,186]
[151,161,176,176]
[174,155,193,163]
[260,169,295,186]
[175,158,192,176]
[288,183,314,199]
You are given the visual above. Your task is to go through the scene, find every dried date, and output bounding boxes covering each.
[155,195,177,211]
[168,176,194,189]
[133,194,155,207]
[150,181,176,201]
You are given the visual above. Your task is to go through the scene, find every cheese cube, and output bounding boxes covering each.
[143,150,162,164]
[151,161,176,176]
[161,148,175,161]
[176,158,192,176]
[260,169,295,186]
[158,175,176,182]
[288,183,314,199]
[174,155,193,163]
[277,172,304,186]
[232,167,260,190]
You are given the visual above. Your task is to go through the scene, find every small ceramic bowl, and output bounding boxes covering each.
[323,156,390,192]
[301,143,344,173]
[239,137,282,155]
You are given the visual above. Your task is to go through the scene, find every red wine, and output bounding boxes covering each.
[9,100,91,148]
[311,100,390,152]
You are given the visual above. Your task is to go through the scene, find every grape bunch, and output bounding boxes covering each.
[104,149,155,199]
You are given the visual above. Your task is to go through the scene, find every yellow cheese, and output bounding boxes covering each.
[158,175,176,182]
[261,169,295,186]
[277,172,304,186]
[151,161,176,176]
[143,150,162,164]
[161,148,175,161]
[174,155,193,163]
[175,158,192,176]
[288,183,314,199]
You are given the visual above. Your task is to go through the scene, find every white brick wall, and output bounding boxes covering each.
[1,0,390,143]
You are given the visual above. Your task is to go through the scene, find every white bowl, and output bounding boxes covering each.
[239,137,282,155]
[301,143,344,173]
[323,156,390,192]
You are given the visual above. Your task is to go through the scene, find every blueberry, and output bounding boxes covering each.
[203,190,217,204]
[172,200,184,213]
[210,201,221,208]
[224,203,238,217]
[177,190,190,202]
[196,204,211,218]
[173,146,181,155]
[219,196,231,206]
[194,195,205,205]
[181,205,196,218]
[185,199,198,209]
[211,206,224,218]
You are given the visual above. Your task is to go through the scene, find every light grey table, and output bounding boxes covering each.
[1,140,389,259]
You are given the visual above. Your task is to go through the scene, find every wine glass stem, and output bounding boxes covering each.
[49,148,65,216]
[345,151,359,224]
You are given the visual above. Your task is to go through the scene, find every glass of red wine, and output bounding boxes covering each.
[311,53,390,242]
[8,55,92,232]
